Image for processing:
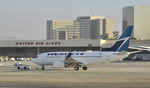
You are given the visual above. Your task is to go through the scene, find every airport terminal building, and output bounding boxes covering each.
[0,40,150,58]
[0,40,101,57]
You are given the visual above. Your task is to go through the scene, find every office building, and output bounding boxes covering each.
[47,20,80,40]
[77,16,114,39]
[103,18,114,39]
[123,6,150,40]
[47,16,114,40]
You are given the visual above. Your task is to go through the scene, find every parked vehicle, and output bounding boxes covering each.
[14,62,31,70]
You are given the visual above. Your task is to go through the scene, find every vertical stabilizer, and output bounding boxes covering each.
[105,26,133,52]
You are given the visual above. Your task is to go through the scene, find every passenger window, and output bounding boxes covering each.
[80,53,84,55]
[60,53,64,55]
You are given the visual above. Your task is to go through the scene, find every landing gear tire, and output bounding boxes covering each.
[23,67,27,70]
[42,65,45,70]
[74,66,79,71]
[64,63,68,68]
[82,66,88,70]
[17,67,20,70]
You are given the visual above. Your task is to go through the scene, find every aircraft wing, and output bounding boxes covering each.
[64,52,82,68]
[129,47,150,51]
[127,51,142,55]
[139,46,150,49]
[129,47,141,50]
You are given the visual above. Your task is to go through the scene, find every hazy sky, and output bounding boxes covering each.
[0,0,150,40]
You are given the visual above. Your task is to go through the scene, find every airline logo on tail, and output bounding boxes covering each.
[105,26,133,52]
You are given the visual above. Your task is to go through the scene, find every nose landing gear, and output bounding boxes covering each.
[42,65,45,70]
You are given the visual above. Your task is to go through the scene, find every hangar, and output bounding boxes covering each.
[0,40,149,57]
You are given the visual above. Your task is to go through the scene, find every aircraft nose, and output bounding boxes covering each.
[31,58,36,63]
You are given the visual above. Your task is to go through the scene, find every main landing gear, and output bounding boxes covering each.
[82,66,88,70]
[74,65,88,71]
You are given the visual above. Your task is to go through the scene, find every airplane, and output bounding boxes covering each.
[31,26,133,71]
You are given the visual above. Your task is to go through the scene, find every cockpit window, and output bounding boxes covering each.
[35,55,39,58]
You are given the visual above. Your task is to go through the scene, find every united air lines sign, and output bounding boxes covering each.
[15,41,61,46]
[0,40,99,47]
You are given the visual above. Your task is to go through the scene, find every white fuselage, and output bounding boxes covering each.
[31,51,128,66]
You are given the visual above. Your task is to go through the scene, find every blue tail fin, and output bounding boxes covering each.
[105,26,133,52]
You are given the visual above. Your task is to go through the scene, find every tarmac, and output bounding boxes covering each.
[0,61,150,88]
